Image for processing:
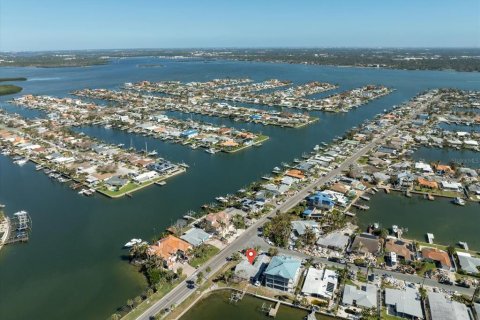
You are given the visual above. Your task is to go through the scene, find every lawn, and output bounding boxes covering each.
[381,308,402,320]
[189,245,220,268]
[121,276,186,320]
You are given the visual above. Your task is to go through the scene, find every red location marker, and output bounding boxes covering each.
[246,248,257,264]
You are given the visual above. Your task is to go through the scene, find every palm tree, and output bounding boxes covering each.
[127,299,134,310]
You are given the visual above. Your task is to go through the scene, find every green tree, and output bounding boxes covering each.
[196,272,204,285]
[127,299,134,310]
[111,313,121,320]
[177,267,183,278]
[134,296,143,306]
[447,245,456,256]
[268,247,279,257]
[263,213,292,247]
[232,252,242,261]
[206,266,212,273]
[146,288,154,297]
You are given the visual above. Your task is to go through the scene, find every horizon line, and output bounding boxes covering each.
[1,46,480,54]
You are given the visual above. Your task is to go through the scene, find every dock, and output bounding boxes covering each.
[352,203,370,210]
[426,233,435,244]
[268,301,281,317]
[4,211,32,245]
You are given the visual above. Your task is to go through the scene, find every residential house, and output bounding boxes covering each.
[204,211,231,237]
[457,252,480,274]
[421,247,453,271]
[307,192,334,211]
[148,235,192,268]
[264,255,302,292]
[301,268,338,300]
[428,292,470,320]
[350,233,382,256]
[342,283,377,309]
[385,239,415,263]
[180,228,211,246]
[316,231,350,251]
[234,254,270,283]
[385,287,424,319]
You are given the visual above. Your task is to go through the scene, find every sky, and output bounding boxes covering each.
[0,0,479,51]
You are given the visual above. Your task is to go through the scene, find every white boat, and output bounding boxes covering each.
[35,164,43,171]
[313,144,320,151]
[15,158,28,166]
[124,238,143,248]
[205,148,217,154]
[215,196,228,203]
[179,162,190,168]
[452,197,466,206]
[147,150,158,156]
[392,225,399,234]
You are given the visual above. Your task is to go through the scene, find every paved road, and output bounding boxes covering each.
[137,97,440,319]
[249,235,475,296]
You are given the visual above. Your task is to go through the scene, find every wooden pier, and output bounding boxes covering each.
[352,203,370,210]
[268,301,281,317]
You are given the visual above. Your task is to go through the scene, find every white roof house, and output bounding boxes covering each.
[457,252,480,274]
[301,268,338,299]
[415,162,432,173]
[428,292,470,320]
[440,181,462,191]
[385,287,424,319]
[316,231,350,251]
[342,284,377,309]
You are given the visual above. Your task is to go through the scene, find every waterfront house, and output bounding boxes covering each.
[440,181,462,192]
[384,287,424,319]
[342,283,377,309]
[133,171,158,184]
[105,175,129,190]
[350,233,382,256]
[204,211,231,237]
[385,239,414,263]
[263,255,301,292]
[180,129,198,139]
[148,235,192,268]
[415,162,433,173]
[421,247,453,271]
[307,192,334,211]
[427,292,470,320]
[180,228,211,247]
[316,231,350,251]
[301,267,338,300]
[233,253,270,283]
[417,177,438,189]
[285,169,306,180]
[456,252,480,274]
[434,164,454,175]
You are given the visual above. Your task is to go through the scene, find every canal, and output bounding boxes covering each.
[356,192,480,250]
[179,290,337,320]
[0,58,479,320]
